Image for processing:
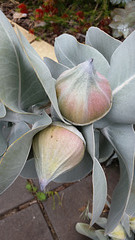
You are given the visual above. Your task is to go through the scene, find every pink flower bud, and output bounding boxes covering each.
[56,59,112,125]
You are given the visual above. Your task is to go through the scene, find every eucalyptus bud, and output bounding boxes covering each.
[56,59,112,126]
[32,122,86,191]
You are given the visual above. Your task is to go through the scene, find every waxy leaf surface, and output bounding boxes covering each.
[82,124,107,226]
[102,124,135,234]
[0,113,51,194]
[105,31,135,124]
[17,29,67,124]
[55,33,110,77]
[86,27,121,63]
[44,57,69,79]
[0,102,6,118]
[0,11,48,113]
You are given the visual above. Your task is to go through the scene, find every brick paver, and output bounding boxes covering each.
[0,177,33,215]
[0,204,53,240]
[44,176,92,240]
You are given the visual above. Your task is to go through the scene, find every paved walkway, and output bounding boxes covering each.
[0,22,120,240]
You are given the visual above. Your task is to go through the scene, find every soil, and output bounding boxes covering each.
[0,0,113,45]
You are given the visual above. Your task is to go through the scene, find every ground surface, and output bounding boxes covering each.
[0,163,119,240]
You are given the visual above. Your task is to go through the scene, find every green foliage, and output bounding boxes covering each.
[26,181,62,206]
[36,191,47,201]
[18,0,113,42]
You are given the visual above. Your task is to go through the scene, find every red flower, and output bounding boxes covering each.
[42,4,58,15]
[42,5,51,13]
[76,11,84,19]
[61,13,69,19]
[52,7,58,15]
[35,8,44,20]
[18,3,28,14]
[29,28,35,35]
[99,17,111,27]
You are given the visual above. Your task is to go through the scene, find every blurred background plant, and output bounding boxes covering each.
[2,0,134,44]
[109,1,135,38]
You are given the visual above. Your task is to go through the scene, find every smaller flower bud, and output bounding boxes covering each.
[56,59,112,126]
[32,122,86,191]
[129,217,135,233]
[108,224,126,240]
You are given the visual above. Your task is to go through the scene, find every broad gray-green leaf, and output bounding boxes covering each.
[99,133,114,163]
[54,150,92,183]
[44,57,69,79]
[86,27,121,63]
[54,33,110,77]
[17,29,67,124]
[95,130,114,163]
[20,150,93,182]
[91,216,107,229]
[121,213,131,237]
[76,223,99,240]
[82,124,107,226]
[0,11,49,112]
[105,31,135,124]
[8,122,30,145]
[95,230,109,240]
[102,124,135,234]
[126,168,135,217]
[0,112,51,194]
[0,101,6,118]
[0,122,7,156]
[20,158,37,179]
[1,108,49,126]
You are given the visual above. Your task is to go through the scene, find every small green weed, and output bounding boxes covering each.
[26,181,62,209]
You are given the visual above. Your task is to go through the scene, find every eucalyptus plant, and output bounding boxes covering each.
[0,10,135,236]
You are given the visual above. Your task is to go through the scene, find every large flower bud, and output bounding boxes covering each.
[32,122,86,191]
[56,59,112,126]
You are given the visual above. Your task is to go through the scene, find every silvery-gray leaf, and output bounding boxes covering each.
[82,124,107,226]
[54,150,92,183]
[102,124,135,234]
[20,158,37,179]
[0,122,7,156]
[0,101,6,118]
[86,27,121,63]
[0,108,49,126]
[121,213,131,237]
[88,213,107,229]
[126,168,135,217]
[95,130,114,163]
[0,112,51,194]
[54,33,110,77]
[95,229,109,240]
[44,57,69,79]
[0,11,49,113]
[76,223,98,240]
[17,29,67,124]
[8,122,30,146]
[105,30,135,124]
